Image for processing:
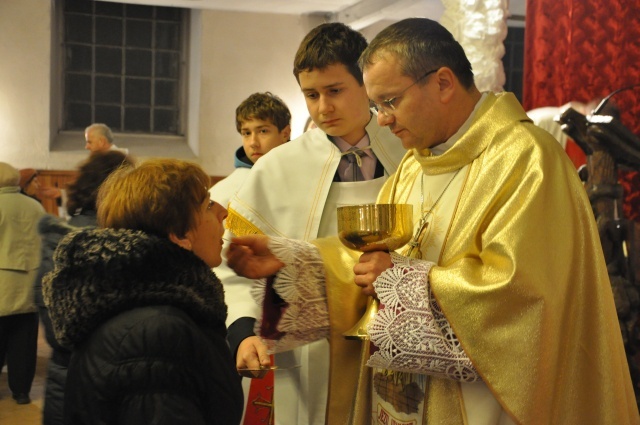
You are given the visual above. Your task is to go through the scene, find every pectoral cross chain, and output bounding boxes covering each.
[406,169,461,259]
[407,216,429,259]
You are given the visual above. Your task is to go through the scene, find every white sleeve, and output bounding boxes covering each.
[251,236,330,353]
[367,253,482,382]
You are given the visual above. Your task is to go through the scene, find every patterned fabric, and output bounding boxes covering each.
[368,253,481,382]
[251,237,329,352]
[251,238,481,383]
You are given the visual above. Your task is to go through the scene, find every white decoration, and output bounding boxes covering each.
[440,0,509,92]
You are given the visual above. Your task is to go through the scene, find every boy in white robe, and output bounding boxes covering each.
[221,22,405,425]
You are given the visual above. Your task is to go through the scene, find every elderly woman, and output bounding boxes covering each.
[43,158,243,425]
[0,162,46,405]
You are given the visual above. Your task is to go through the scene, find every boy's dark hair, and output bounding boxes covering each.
[293,22,368,85]
[235,92,291,134]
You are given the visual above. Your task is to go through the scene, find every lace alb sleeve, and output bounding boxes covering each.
[367,253,482,382]
[251,236,330,353]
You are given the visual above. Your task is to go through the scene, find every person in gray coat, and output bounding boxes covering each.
[0,161,45,405]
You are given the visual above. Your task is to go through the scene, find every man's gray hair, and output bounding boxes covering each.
[85,123,114,145]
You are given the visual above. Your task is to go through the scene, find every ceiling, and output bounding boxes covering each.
[97,0,525,31]
[98,0,448,30]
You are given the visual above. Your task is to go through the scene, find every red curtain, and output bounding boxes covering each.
[524,0,640,219]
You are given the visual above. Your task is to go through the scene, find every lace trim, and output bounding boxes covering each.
[251,237,329,352]
[367,253,481,382]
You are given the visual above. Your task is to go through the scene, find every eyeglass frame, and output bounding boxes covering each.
[372,68,439,116]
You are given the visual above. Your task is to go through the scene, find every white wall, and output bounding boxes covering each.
[0,0,54,170]
[197,10,314,174]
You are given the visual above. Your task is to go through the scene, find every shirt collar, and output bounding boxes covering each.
[332,133,374,159]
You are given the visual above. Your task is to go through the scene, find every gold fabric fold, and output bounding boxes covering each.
[226,207,263,236]
[312,237,371,425]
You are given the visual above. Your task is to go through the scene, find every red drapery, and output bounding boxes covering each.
[524,0,640,220]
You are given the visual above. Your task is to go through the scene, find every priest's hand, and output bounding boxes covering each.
[354,251,392,297]
[237,336,271,372]
[227,235,285,279]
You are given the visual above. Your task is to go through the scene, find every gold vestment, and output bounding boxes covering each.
[319,92,638,424]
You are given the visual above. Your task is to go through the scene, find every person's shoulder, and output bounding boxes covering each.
[250,131,328,169]
[96,306,208,355]
[209,168,251,205]
[4,191,45,213]
[38,214,75,236]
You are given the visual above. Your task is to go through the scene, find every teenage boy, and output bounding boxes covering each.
[223,22,406,424]
[209,92,290,419]
[209,92,291,208]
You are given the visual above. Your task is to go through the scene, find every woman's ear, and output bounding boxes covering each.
[169,232,192,250]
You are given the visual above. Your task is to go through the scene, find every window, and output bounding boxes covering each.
[62,0,187,135]
[502,25,525,103]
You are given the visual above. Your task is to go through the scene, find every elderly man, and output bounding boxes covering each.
[84,123,128,154]
[227,18,639,424]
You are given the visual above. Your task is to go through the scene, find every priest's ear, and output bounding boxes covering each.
[435,67,456,104]
[169,232,193,251]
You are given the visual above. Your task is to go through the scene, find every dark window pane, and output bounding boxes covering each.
[155,51,179,78]
[66,45,92,72]
[154,109,177,133]
[95,2,123,17]
[126,49,152,76]
[126,4,153,19]
[95,76,121,103]
[95,105,121,130]
[67,103,91,129]
[510,71,523,99]
[502,26,525,103]
[125,107,151,132]
[126,78,151,104]
[63,0,184,134]
[65,74,91,101]
[95,47,122,74]
[512,44,524,70]
[65,0,91,14]
[96,17,123,46]
[155,81,177,106]
[156,22,180,50]
[126,20,152,48]
[156,7,181,21]
[66,14,92,43]
[503,48,512,68]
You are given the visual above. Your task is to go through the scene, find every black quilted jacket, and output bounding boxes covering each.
[43,228,243,425]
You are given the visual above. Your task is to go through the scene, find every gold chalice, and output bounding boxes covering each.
[337,203,413,340]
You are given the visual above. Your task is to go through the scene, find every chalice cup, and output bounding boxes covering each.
[337,203,413,340]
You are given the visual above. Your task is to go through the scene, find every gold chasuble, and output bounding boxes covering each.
[315,92,638,424]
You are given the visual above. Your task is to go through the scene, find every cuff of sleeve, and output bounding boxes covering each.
[227,316,256,358]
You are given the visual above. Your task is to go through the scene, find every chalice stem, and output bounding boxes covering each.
[342,296,379,340]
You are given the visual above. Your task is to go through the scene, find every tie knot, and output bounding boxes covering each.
[344,147,365,166]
